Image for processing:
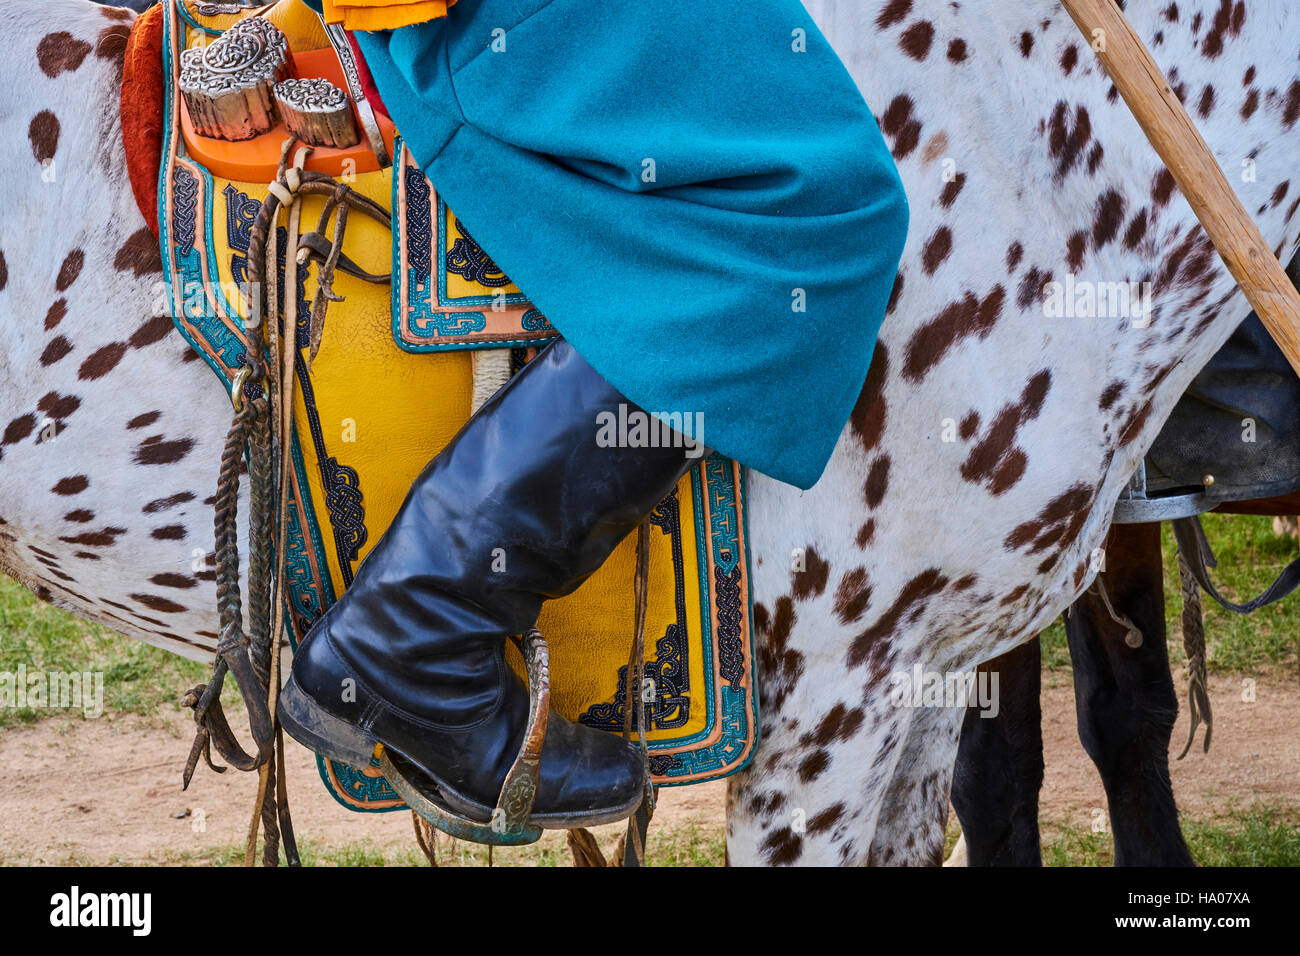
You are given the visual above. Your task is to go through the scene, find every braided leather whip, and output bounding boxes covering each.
[182,139,392,866]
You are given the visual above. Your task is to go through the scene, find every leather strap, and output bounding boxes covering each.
[1171,515,1300,613]
[620,791,654,867]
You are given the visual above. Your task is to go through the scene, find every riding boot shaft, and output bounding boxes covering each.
[282,338,697,826]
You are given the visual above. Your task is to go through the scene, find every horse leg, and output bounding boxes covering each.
[1065,521,1194,866]
[868,695,967,866]
[950,638,1045,866]
[727,671,925,866]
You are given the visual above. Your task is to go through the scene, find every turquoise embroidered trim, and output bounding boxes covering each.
[521,308,554,332]
[176,0,224,37]
[436,198,530,309]
[389,134,404,355]
[571,454,757,783]
[317,754,403,811]
[391,138,552,352]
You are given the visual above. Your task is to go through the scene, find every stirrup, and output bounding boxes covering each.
[375,628,550,847]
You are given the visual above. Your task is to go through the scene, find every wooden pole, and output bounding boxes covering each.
[1059,0,1300,378]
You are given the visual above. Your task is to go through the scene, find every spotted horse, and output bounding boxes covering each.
[952,297,1300,867]
[2,0,1299,865]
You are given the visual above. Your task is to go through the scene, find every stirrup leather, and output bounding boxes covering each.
[374,629,551,846]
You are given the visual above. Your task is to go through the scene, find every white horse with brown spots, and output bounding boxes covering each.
[2,0,1298,865]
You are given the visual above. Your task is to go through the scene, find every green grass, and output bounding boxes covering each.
[1039,513,1300,677]
[1041,805,1300,867]
[147,838,432,868]
[0,574,215,728]
[88,823,726,867]
[80,813,1292,867]
[1041,824,1114,867]
[1180,806,1300,866]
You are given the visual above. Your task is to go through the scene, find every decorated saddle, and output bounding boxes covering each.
[141,0,760,816]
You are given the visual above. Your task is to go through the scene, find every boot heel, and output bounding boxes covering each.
[278,673,378,768]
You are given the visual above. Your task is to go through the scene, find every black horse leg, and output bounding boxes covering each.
[1065,521,1194,866]
[951,638,1044,866]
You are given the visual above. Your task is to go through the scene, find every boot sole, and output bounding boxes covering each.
[278,674,644,830]
[278,671,379,769]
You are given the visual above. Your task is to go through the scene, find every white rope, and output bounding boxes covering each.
[267,181,293,206]
[470,349,513,415]
[1090,576,1144,648]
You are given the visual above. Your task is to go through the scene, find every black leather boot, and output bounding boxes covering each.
[279,338,698,829]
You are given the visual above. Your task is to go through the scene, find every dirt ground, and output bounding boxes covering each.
[1,670,1295,865]
[1037,670,1300,826]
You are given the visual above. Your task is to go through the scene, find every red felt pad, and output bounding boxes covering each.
[119,3,165,239]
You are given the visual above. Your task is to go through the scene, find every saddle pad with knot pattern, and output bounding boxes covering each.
[392,144,558,351]
[150,0,760,809]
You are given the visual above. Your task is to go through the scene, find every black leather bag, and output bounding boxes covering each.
[1145,313,1300,503]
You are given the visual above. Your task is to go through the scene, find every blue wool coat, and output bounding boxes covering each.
[314,0,908,489]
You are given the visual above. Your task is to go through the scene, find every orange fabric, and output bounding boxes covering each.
[321,0,455,31]
[120,3,166,238]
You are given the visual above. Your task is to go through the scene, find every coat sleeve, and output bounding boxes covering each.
[356,0,909,488]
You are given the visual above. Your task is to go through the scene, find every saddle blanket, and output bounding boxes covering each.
[146,0,760,808]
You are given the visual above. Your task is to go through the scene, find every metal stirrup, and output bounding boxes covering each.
[376,628,551,846]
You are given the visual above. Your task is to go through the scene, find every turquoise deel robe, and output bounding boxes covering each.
[311,0,908,489]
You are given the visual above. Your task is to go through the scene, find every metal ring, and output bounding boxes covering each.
[230,365,253,411]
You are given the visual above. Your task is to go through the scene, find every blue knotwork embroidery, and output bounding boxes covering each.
[172,167,244,371]
[173,167,198,256]
[324,756,402,807]
[294,350,368,588]
[650,459,753,779]
[408,270,487,337]
[445,219,511,288]
[578,490,691,732]
[715,564,745,687]
[321,455,367,565]
[521,308,553,332]
[281,461,330,638]
[656,686,749,777]
[223,184,311,336]
[223,183,261,285]
[404,174,488,336]
[706,456,741,577]
[405,162,433,281]
[705,456,746,687]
